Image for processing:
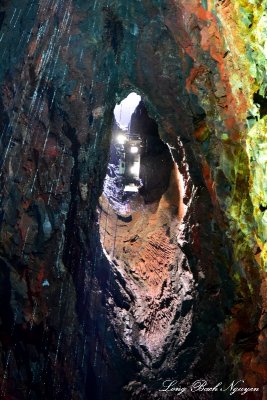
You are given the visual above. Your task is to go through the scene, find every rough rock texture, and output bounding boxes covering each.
[0,0,266,399]
[131,101,175,203]
[99,104,187,362]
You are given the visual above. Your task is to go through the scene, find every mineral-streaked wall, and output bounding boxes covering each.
[0,0,266,399]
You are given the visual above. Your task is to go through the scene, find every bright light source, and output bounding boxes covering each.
[130,146,138,154]
[117,134,127,145]
[130,162,140,176]
[114,92,141,131]
[124,184,138,193]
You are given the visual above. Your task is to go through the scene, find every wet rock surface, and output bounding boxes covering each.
[0,0,265,399]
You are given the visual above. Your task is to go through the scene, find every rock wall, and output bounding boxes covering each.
[0,0,266,399]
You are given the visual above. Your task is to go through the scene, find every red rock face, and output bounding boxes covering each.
[0,0,265,399]
[99,161,188,355]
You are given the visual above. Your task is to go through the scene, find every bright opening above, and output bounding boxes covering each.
[114,92,141,130]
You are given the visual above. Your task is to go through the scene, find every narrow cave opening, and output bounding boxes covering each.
[97,93,188,357]
[100,92,181,214]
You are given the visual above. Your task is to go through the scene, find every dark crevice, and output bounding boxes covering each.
[0,11,5,30]
[254,91,267,118]
[259,204,267,212]
[62,120,81,274]
[103,7,124,62]
[130,101,174,203]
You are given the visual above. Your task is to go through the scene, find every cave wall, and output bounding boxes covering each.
[0,0,266,399]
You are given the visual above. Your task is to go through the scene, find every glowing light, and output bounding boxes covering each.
[124,184,138,193]
[130,146,138,154]
[114,92,141,130]
[130,162,140,176]
[117,134,127,145]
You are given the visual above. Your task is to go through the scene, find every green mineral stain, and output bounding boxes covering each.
[201,0,208,10]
